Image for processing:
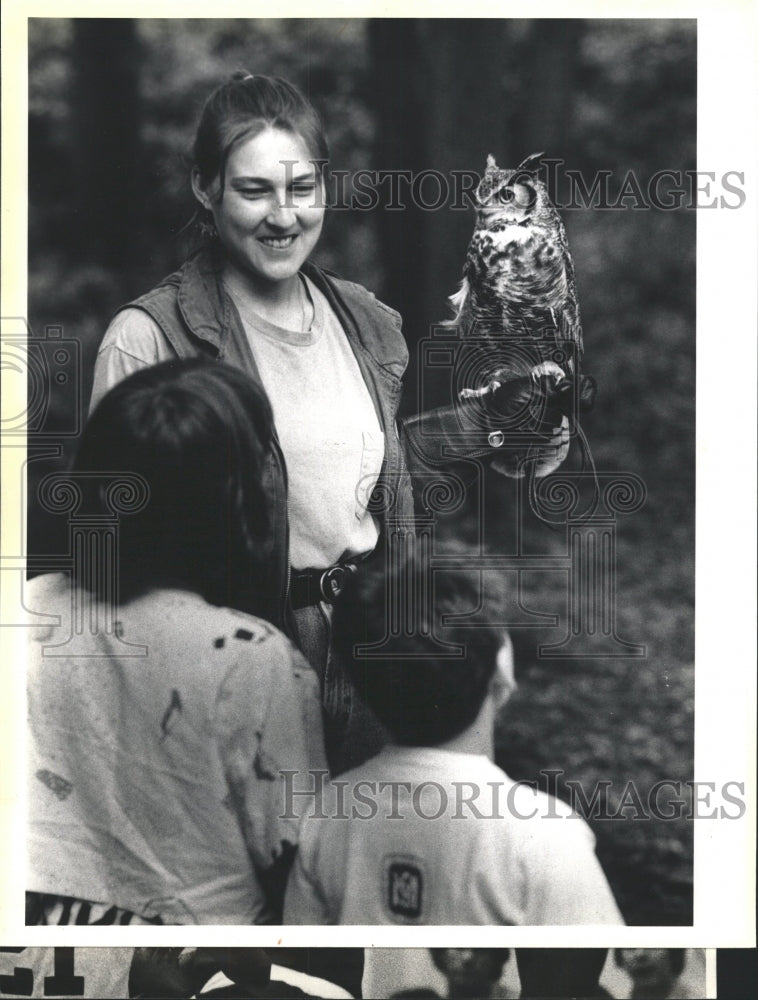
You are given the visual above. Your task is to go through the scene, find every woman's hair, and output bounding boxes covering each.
[193,72,329,197]
[74,358,273,610]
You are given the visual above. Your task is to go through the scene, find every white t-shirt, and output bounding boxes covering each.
[90,274,385,571]
[228,275,384,570]
[26,576,327,924]
[284,745,624,925]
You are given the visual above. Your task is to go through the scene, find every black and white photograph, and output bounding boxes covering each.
[0,945,715,998]
[0,2,755,989]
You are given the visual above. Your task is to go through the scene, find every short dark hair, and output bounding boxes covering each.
[74,358,272,609]
[331,550,507,746]
[613,949,686,978]
[430,948,511,974]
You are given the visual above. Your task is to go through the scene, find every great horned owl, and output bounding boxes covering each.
[448,151,582,383]
[445,152,592,480]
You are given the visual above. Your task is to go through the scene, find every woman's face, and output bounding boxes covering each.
[195,126,325,287]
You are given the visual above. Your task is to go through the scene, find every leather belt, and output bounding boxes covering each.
[289,562,358,610]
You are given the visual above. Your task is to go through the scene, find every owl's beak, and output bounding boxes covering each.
[476,206,503,228]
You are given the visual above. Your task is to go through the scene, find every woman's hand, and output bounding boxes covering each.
[536,414,572,477]
[491,413,571,479]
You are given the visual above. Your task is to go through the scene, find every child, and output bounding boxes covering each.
[26,360,326,925]
[283,551,623,925]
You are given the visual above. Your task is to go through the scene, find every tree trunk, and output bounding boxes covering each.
[70,18,141,274]
[369,19,585,412]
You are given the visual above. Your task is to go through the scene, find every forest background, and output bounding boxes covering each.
[27,17,696,925]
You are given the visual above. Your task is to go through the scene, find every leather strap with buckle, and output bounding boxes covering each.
[289,563,358,610]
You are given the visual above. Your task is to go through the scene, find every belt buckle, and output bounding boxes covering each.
[319,565,350,602]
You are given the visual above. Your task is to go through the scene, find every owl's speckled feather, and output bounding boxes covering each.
[448,152,583,377]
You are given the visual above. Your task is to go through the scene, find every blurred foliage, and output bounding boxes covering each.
[27,18,696,925]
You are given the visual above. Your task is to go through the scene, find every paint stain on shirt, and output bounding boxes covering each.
[159,689,182,741]
[36,769,73,800]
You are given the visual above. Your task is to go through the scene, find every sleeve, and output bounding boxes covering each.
[282,823,335,925]
[213,633,329,922]
[89,308,173,414]
[522,804,625,925]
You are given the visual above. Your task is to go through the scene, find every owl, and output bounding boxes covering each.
[448,152,582,384]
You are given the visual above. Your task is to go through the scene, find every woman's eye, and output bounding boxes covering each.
[291,184,317,198]
[239,188,268,200]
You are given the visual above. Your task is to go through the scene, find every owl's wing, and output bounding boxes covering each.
[443,231,483,329]
[556,211,583,358]
[445,274,471,327]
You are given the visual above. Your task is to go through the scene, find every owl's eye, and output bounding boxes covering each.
[511,182,536,208]
[497,187,515,204]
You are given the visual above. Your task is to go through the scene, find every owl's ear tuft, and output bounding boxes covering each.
[485,154,498,173]
[516,152,545,174]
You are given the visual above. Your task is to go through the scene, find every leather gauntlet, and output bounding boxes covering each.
[400,372,596,472]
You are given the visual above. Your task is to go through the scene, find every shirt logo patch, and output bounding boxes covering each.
[387,860,423,919]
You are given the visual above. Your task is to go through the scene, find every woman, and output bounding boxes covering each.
[89,73,569,773]
[27,360,327,925]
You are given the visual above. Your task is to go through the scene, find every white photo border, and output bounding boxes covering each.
[1,0,756,949]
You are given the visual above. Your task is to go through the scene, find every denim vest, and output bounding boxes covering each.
[123,249,416,631]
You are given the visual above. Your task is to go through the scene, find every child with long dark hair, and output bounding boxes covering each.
[27,359,326,925]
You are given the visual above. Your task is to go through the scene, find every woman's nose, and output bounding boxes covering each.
[266,197,297,228]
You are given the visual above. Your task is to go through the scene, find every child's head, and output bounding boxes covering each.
[75,358,272,609]
[614,949,685,998]
[331,550,515,747]
[430,949,510,999]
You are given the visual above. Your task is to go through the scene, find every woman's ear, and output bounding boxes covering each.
[191,168,213,211]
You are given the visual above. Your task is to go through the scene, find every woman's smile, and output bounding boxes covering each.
[258,234,299,250]
[194,125,325,290]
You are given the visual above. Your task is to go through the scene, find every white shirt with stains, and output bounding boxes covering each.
[26,575,327,924]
